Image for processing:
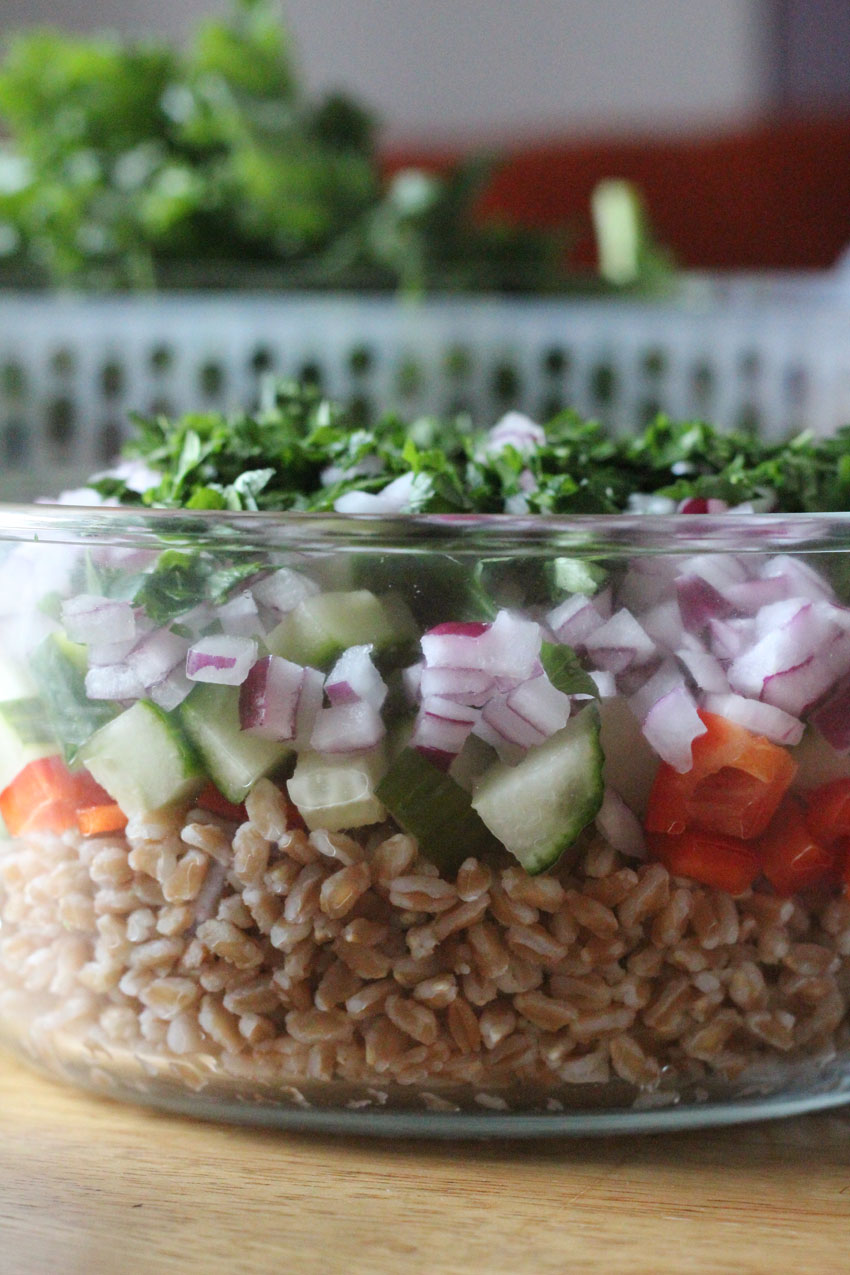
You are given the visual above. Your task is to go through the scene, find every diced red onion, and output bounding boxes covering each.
[619,557,680,612]
[421,610,541,681]
[595,787,646,858]
[412,696,479,760]
[722,575,789,613]
[628,659,685,723]
[481,695,547,750]
[702,692,804,746]
[419,665,494,706]
[333,472,416,515]
[176,603,214,636]
[709,616,755,660]
[149,667,194,712]
[677,497,729,514]
[239,655,306,740]
[85,663,146,701]
[483,411,546,457]
[761,554,834,603]
[546,594,606,646]
[589,669,617,698]
[639,599,684,651]
[325,644,387,710]
[87,635,139,667]
[310,700,386,753]
[728,602,840,699]
[472,718,526,766]
[217,591,262,638]
[506,673,571,735]
[295,668,325,746]
[675,575,735,633]
[251,568,320,617]
[585,608,655,673]
[62,595,136,646]
[641,685,707,773]
[682,553,748,592]
[401,661,423,705]
[186,635,257,686]
[127,628,189,689]
[759,631,850,717]
[811,674,850,751]
[675,647,729,695]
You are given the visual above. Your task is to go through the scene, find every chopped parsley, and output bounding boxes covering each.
[87,379,850,516]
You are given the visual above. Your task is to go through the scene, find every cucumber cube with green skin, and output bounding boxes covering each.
[471,706,604,875]
[376,748,497,873]
[287,746,387,832]
[266,590,416,670]
[80,700,204,818]
[29,631,116,763]
[180,683,293,804]
[0,653,38,702]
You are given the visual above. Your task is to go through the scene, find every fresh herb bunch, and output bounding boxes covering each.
[0,0,564,293]
[89,379,850,515]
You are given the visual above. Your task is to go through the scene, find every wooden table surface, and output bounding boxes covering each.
[2,1052,850,1275]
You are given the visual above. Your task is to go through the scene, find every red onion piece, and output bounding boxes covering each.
[217,591,262,638]
[84,663,146,701]
[186,636,258,686]
[87,634,140,667]
[722,575,790,613]
[641,685,707,773]
[761,555,834,603]
[628,659,685,723]
[325,644,387,711]
[675,575,735,633]
[251,568,320,617]
[675,647,729,695]
[760,631,850,717]
[506,673,571,735]
[296,667,325,746]
[728,602,840,699]
[595,787,646,858]
[239,655,306,740]
[401,661,423,705]
[483,411,546,457]
[709,616,755,661]
[546,594,606,646]
[421,610,541,681]
[412,696,479,758]
[62,595,136,646]
[585,608,655,674]
[639,599,685,651]
[334,472,416,515]
[472,718,526,766]
[589,669,617,698]
[419,665,494,706]
[702,692,804,746]
[683,553,748,592]
[127,629,189,689]
[310,701,386,753]
[149,667,194,712]
[481,695,547,750]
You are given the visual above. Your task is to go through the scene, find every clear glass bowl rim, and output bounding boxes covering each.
[3,504,850,558]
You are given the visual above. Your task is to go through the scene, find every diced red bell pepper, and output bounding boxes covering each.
[803,777,850,848]
[0,756,110,838]
[195,781,248,823]
[645,711,796,841]
[77,803,129,837]
[758,798,835,897]
[649,829,761,894]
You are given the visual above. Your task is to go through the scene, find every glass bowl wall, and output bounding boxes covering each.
[3,506,850,1134]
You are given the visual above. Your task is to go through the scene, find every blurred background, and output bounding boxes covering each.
[0,0,848,269]
[1,0,850,498]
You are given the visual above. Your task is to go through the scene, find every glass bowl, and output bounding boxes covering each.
[3,504,850,1136]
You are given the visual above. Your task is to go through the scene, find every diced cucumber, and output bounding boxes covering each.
[376,748,497,873]
[80,700,203,817]
[0,653,38,702]
[471,706,604,874]
[448,733,497,792]
[598,696,658,817]
[29,631,117,763]
[287,746,387,832]
[266,590,416,669]
[180,683,293,804]
[546,557,607,598]
[0,698,58,792]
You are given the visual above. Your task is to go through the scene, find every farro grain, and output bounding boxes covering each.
[310,828,366,867]
[456,858,492,902]
[319,862,372,920]
[245,779,290,842]
[412,973,458,1009]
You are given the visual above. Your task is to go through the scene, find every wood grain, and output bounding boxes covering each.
[1,1051,850,1275]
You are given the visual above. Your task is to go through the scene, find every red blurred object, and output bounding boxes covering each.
[383,116,850,270]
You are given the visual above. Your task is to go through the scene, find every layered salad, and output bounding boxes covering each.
[4,383,850,1113]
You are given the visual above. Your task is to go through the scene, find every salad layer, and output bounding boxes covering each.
[4,391,850,1107]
